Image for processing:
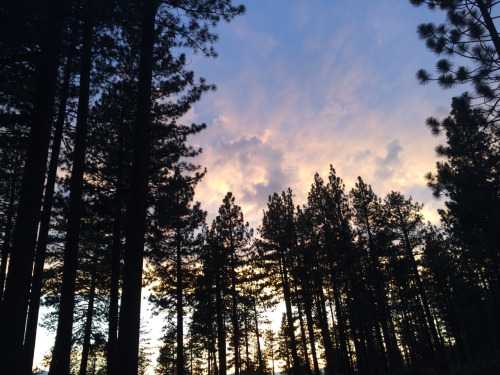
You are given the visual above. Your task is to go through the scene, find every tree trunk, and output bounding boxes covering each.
[0,1,66,373]
[330,279,351,374]
[253,300,265,375]
[294,283,312,375]
[0,152,20,304]
[315,283,336,375]
[397,207,443,361]
[216,271,227,375]
[116,1,157,374]
[79,271,97,375]
[302,282,320,375]
[50,2,94,372]
[22,52,73,375]
[279,252,301,375]
[176,229,185,375]
[107,122,125,375]
[364,211,401,371]
[230,250,240,375]
[212,341,219,375]
[244,313,250,372]
[476,0,500,58]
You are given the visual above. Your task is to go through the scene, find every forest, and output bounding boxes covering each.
[0,1,499,375]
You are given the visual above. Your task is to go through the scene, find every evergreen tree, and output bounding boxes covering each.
[425,95,500,355]
[350,177,402,372]
[148,168,206,375]
[212,192,253,375]
[304,167,354,375]
[410,0,500,120]
[117,3,244,374]
[259,190,302,375]
[383,192,443,363]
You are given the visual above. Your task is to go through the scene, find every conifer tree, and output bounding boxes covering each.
[117,2,244,373]
[350,177,402,372]
[410,0,500,119]
[260,190,302,375]
[148,169,206,375]
[425,95,500,355]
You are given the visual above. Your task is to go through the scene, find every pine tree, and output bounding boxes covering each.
[350,177,402,372]
[410,0,500,120]
[117,2,244,373]
[383,191,443,362]
[425,95,500,355]
[259,190,302,375]
[148,169,206,375]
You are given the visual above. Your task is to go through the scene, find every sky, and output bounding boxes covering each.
[182,0,467,227]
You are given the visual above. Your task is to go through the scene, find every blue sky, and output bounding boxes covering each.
[182,0,467,226]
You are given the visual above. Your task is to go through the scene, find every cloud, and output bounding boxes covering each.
[192,131,300,225]
[374,139,403,180]
[183,0,463,227]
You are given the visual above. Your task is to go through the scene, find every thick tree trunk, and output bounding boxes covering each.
[116,1,157,374]
[0,1,66,373]
[49,3,94,372]
[22,53,73,375]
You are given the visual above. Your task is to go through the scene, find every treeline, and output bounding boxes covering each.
[146,142,499,375]
[0,1,499,375]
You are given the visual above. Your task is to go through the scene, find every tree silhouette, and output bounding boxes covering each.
[410,0,500,120]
